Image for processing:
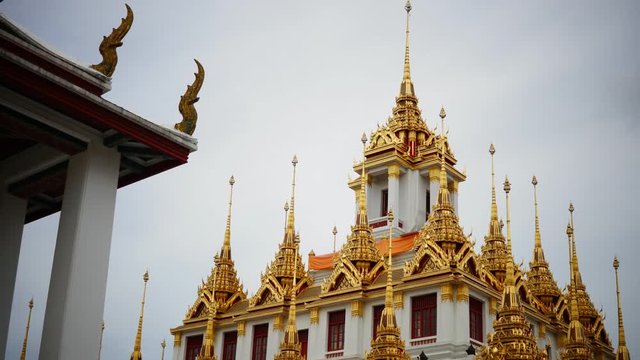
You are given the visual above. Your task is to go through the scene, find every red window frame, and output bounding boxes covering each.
[327,310,345,351]
[469,297,483,342]
[381,189,389,217]
[252,324,269,360]
[372,304,385,339]
[411,294,437,339]
[222,331,238,360]
[184,334,203,360]
[298,329,309,359]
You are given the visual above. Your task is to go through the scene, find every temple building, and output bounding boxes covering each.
[170,2,624,360]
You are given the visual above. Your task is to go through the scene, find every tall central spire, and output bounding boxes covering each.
[400,0,415,97]
[274,238,303,360]
[357,133,369,227]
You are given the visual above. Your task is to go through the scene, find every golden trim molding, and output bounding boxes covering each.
[489,298,497,315]
[428,168,440,182]
[237,321,245,336]
[441,284,453,302]
[394,291,404,309]
[310,307,319,325]
[351,300,364,317]
[456,284,469,302]
[273,314,284,330]
[173,333,181,347]
[538,323,546,338]
[388,164,401,179]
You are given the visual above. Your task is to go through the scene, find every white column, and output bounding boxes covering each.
[438,285,455,343]
[450,181,459,214]
[0,190,27,357]
[387,165,400,228]
[39,141,120,360]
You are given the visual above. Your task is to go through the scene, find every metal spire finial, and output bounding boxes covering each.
[332,226,338,253]
[613,257,630,360]
[222,175,235,257]
[503,176,512,256]
[19,298,34,360]
[130,270,149,360]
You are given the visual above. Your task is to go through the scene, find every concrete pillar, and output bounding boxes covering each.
[438,284,455,343]
[39,141,120,360]
[387,165,400,227]
[428,169,440,213]
[0,191,27,358]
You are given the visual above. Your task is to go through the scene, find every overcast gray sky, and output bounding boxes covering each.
[2,0,639,359]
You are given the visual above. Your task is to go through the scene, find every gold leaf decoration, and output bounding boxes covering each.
[175,59,205,136]
[90,4,134,77]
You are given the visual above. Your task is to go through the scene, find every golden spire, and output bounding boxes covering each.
[286,155,298,243]
[526,176,560,309]
[561,223,590,360]
[365,209,410,360]
[274,237,303,360]
[332,225,338,253]
[221,176,234,260]
[130,270,149,360]
[437,109,450,205]
[358,133,369,227]
[566,203,598,328]
[504,176,512,254]
[479,144,509,283]
[19,298,33,360]
[613,257,630,360]
[400,0,415,97]
[161,339,166,360]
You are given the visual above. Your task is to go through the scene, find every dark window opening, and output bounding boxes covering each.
[381,189,389,217]
[411,294,437,339]
[298,329,308,359]
[222,331,237,360]
[185,335,203,360]
[252,324,268,360]
[469,297,483,342]
[426,189,431,219]
[372,304,385,339]
[327,310,345,351]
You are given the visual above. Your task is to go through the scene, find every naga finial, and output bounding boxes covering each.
[175,59,205,136]
[90,4,134,77]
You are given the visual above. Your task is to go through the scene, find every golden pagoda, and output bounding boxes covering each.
[476,177,546,360]
[274,240,304,360]
[526,176,561,311]
[250,156,311,306]
[365,210,410,360]
[185,176,246,319]
[478,144,509,285]
[322,134,384,293]
[560,223,590,360]
[130,270,149,360]
[197,295,218,360]
[613,257,630,360]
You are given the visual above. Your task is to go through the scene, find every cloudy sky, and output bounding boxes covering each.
[3,0,639,359]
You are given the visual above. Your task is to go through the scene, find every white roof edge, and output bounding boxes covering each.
[0,14,111,92]
[1,48,198,152]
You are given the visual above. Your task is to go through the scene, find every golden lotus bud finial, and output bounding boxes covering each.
[569,202,574,213]
[489,143,495,155]
[229,175,235,186]
[161,339,166,349]
[532,175,538,186]
[292,155,298,166]
[28,298,33,309]
[405,0,412,13]
[284,201,289,212]
[499,219,504,229]
[503,176,511,193]
[613,256,619,270]
[361,132,368,145]
[387,208,395,222]
[143,270,149,283]
[440,105,447,119]
[332,226,337,236]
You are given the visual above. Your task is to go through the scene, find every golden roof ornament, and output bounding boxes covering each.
[560,223,590,360]
[250,156,310,306]
[19,298,33,360]
[130,270,149,360]
[90,4,133,77]
[526,176,561,310]
[198,269,218,360]
[365,209,410,360]
[175,59,205,136]
[613,257,630,360]
[479,143,509,283]
[332,225,338,253]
